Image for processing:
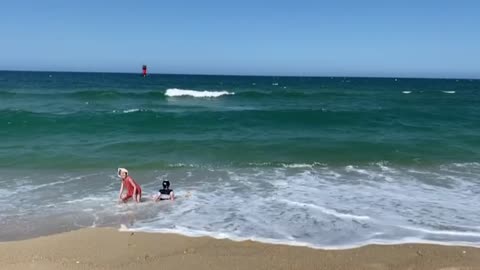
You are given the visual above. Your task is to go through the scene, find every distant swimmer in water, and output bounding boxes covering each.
[154,180,175,201]
[118,168,142,203]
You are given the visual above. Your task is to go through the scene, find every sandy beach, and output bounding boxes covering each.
[0,228,478,270]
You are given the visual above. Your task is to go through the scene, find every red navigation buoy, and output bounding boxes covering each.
[142,65,147,77]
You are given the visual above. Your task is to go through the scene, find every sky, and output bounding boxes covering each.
[0,0,479,78]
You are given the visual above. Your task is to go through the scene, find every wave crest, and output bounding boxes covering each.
[165,88,234,98]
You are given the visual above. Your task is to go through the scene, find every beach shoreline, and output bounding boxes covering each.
[0,228,479,270]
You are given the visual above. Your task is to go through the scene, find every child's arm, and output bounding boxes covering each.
[118,182,124,201]
[170,191,175,201]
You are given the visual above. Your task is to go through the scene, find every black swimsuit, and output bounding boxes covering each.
[158,188,173,200]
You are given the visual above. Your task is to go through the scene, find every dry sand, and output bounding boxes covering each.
[0,228,479,270]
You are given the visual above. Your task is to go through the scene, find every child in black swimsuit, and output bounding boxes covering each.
[154,180,175,201]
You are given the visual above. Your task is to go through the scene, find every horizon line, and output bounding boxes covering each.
[0,68,478,81]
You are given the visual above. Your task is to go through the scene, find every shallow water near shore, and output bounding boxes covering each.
[1,71,479,247]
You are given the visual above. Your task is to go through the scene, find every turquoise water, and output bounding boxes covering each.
[1,71,479,168]
[1,71,479,247]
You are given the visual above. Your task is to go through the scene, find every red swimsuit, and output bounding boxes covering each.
[123,176,142,200]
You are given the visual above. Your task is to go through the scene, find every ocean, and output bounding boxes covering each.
[0,71,479,248]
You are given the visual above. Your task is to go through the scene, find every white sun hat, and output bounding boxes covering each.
[117,168,129,176]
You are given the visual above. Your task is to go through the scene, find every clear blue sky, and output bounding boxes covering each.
[1,0,479,78]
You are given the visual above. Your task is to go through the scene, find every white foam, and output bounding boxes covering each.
[165,88,234,98]
[3,167,480,248]
[400,226,480,237]
[442,91,456,94]
[402,91,411,94]
[10,176,84,194]
[0,188,9,197]
[246,162,274,167]
[121,226,480,250]
[281,162,325,168]
[376,162,397,173]
[452,162,480,168]
[64,197,109,204]
[243,162,326,168]
[281,200,371,220]
[407,169,437,175]
[345,165,374,177]
[282,164,313,168]
[122,226,322,248]
[166,163,199,168]
[123,108,140,113]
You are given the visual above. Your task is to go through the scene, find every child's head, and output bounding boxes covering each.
[162,180,170,189]
[118,168,128,179]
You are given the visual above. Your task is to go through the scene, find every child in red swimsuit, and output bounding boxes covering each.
[118,168,142,203]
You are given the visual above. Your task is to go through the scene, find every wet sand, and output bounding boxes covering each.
[0,228,479,270]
